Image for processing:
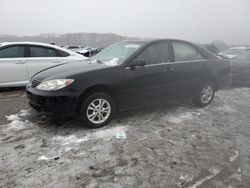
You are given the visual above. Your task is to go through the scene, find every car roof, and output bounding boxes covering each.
[0,41,85,56]
[0,41,61,48]
[123,38,198,45]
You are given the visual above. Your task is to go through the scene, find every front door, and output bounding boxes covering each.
[0,45,28,86]
[118,41,175,109]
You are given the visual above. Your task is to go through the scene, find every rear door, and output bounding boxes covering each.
[232,49,250,83]
[0,45,28,86]
[119,41,175,108]
[170,41,209,96]
[26,45,70,79]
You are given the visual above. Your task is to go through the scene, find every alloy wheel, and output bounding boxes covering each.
[86,98,111,124]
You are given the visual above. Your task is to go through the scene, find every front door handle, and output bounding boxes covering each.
[15,61,26,64]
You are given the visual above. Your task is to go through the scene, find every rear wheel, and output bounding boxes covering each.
[79,92,115,128]
[192,82,215,107]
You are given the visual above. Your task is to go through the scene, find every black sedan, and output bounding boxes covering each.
[231,48,250,85]
[26,39,232,128]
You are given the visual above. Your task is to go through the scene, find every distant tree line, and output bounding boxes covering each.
[0,32,138,48]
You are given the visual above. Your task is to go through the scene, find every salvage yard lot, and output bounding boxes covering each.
[1,88,250,187]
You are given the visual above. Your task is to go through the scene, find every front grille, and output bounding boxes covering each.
[31,79,41,88]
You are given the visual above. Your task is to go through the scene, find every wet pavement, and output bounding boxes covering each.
[0,87,250,188]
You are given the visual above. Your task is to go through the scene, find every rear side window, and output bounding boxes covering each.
[30,46,57,57]
[57,49,70,57]
[0,46,25,58]
[173,42,205,62]
[137,42,170,65]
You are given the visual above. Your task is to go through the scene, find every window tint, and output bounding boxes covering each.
[137,42,170,65]
[0,46,25,58]
[235,50,250,60]
[173,42,205,62]
[57,49,70,57]
[30,46,57,57]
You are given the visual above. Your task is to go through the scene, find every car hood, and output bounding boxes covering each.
[33,60,110,81]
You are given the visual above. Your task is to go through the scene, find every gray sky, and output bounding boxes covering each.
[0,0,250,44]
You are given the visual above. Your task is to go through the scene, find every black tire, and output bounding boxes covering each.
[79,92,115,128]
[192,81,215,107]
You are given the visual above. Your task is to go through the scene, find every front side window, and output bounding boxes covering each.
[90,42,143,65]
[30,46,57,57]
[235,50,250,60]
[136,42,170,65]
[0,46,25,58]
[173,42,205,62]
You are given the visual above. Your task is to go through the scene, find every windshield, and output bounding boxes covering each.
[221,48,245,55]
[90,41,143,65]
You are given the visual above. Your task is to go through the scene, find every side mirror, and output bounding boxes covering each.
[128,59,146,69]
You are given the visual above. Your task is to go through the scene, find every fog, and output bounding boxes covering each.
[0,0,250,44]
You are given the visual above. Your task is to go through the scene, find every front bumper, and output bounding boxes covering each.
[26,85,79,116]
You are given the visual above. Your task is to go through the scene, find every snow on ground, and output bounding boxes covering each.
[1,87,250,187]
[4,109,31,131]
[161,107,202,124]
[52,126,128,146]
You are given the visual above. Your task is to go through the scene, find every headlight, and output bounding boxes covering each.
[36,79,74,91]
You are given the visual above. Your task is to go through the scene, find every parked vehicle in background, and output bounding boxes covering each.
[231,48,250,85]
[67,46,83,52]
[0,42,87,87]
[26,39,232,128]
[77,47,103,57]
[218,47,247,59]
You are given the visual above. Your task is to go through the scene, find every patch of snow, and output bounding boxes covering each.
[230,150,239,162]
[187,170,219,188]
[7,120,27,131]
[5,110,32,131]
[6,114,21,121]
[90,126,127,140]
[38,155,50,161]
[216,104,236,113]
[163,112,194,124]
[208,166,221,175]
[53,135,89,146]
[19,109,30,117]
[53,126,128,146]
[179,174,192,182]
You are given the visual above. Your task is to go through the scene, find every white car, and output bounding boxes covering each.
[67,46,83,52]
[0,42,88,87]
[218,47,248,59]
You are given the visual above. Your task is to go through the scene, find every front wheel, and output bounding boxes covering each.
[79,92,115,128]
[192,82,215,107]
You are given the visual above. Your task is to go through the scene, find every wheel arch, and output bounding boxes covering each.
[75,84,117,115]
[206,77,219,91]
